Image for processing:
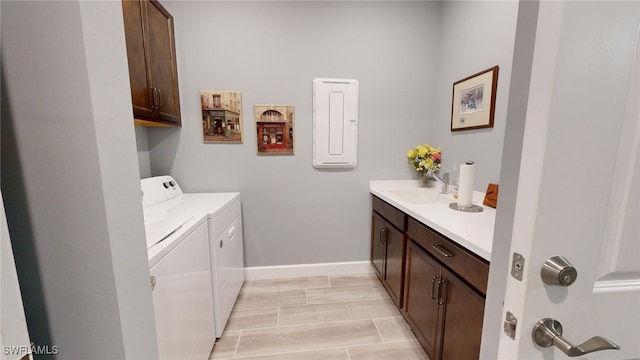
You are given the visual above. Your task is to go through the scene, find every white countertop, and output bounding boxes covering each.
[370,180,495,261]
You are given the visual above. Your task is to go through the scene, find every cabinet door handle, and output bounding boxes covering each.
[436,278,447,305]
[148,87,157,109]
[150,87,159,110]
[379,227,387,245]
[156,88,163,109]
[431,275,439,300]
[432,244,453,258]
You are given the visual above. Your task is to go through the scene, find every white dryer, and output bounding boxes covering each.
[142,175,245,338]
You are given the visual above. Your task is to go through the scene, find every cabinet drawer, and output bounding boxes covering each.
[407,217,488,295]
[372,196,405,231]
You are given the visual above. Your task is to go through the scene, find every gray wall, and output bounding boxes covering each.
[136,126,152,178]
[431,1,518,187]
[1,1,158,358]
[142,1,518,267]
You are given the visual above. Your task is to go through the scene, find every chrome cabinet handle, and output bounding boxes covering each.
[532,318,620,357]
[432,244,453,258]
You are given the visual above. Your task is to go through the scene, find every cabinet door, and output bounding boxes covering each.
[146,0,181,124]
[403,241,441,360]
[437,267,485,360]
[384,223,404,307]
[122,0,155,118]
[370,211,386,280]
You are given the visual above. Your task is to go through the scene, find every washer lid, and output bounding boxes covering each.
[144,214,193,249]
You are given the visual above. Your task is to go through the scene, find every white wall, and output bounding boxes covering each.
[141,1,519,267]
[1,1,158,358]
[147,1,441,267]
[432,1,518,188]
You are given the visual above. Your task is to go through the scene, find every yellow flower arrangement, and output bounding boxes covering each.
[407,144,442,173]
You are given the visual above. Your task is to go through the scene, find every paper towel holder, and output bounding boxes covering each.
[450,160,483,212]
[449,202,484,212]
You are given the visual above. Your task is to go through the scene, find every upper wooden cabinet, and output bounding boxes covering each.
[122,0,181,126]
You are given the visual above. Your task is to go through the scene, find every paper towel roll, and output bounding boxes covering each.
[458,161,475,207]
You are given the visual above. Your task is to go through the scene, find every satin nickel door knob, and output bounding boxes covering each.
[532,318,620,357]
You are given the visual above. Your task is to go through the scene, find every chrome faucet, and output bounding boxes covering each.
[428,171,449,194]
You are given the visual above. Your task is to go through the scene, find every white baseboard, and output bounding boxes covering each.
[244,261,373,281]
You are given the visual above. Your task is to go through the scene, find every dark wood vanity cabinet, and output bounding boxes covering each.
[403,217,488,360]
[371,196,407,308]
[370,195,489,359]
[122,0,181,126]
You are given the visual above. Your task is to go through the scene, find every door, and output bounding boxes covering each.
[495,1,640,358]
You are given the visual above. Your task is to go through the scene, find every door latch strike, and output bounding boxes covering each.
[511,252,525,281]
[504,311,517,340]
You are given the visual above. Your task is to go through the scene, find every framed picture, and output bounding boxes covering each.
[200,90,243,143]
[254,104,295,155]
[450,66,499,131]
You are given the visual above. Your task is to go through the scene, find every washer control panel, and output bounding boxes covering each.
[141,175,183,208]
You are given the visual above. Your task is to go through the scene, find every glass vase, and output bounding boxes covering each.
[418,172,436,188]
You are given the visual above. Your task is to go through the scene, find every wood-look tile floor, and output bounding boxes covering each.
[209,274,429,360]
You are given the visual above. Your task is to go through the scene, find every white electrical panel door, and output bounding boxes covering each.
[313,78,359,168]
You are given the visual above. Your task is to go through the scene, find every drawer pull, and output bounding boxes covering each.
[432,244,453,258]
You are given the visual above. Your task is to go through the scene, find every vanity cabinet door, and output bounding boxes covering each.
[384,222,404,307]
[437,266,485,360]
[370,211,386,280]
[403,240,441,360]
[370,211,405,307]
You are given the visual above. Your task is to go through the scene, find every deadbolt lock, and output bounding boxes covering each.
[541,256,577,286]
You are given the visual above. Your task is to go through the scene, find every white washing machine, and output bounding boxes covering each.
[146,216,213,359]
[142,175,245,339]
[143,205,213,358]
